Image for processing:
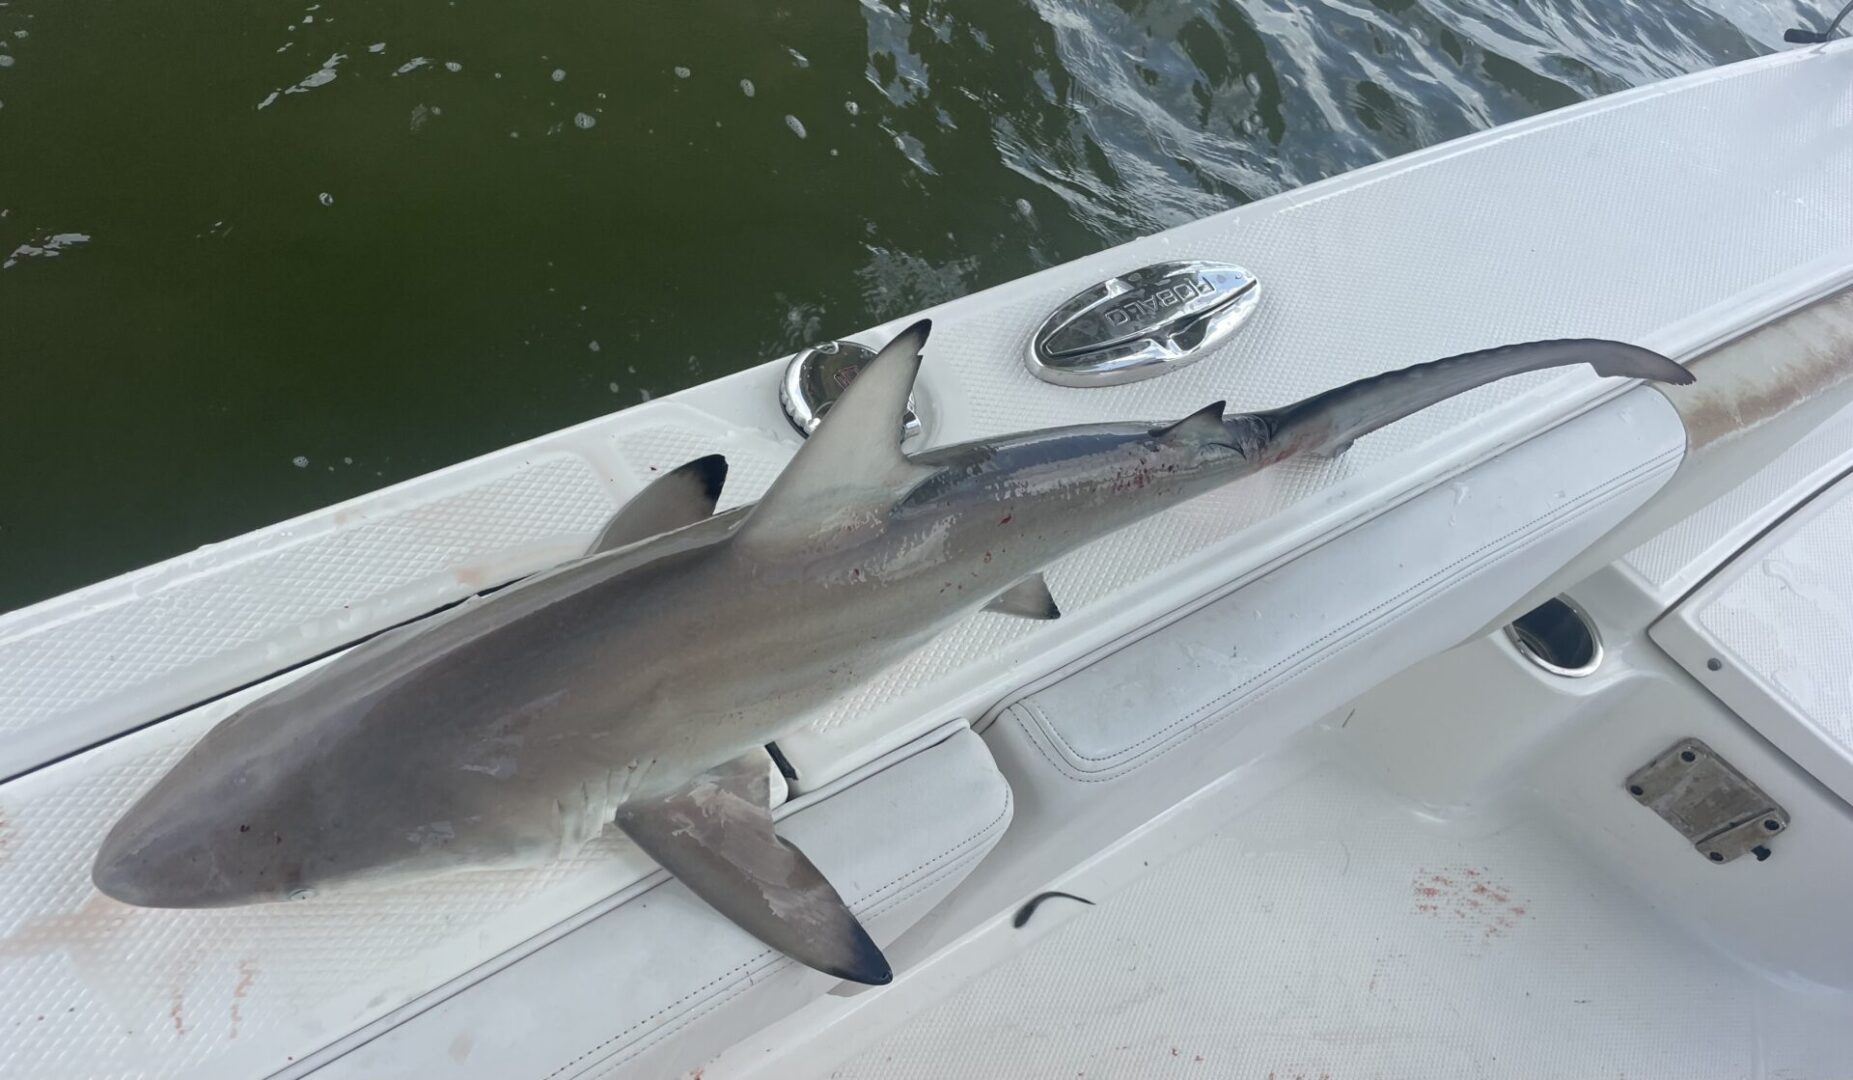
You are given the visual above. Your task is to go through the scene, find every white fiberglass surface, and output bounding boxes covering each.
[833,729,1851,1080]
[1,43,1852,1080]
[9,41,1853,787]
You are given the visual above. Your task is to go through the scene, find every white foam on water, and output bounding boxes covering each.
[3,232,91,270]
[284,52,344,96]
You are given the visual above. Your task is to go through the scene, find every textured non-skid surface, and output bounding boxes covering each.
[316,727,1012,1080]
[0,451,621,779]
[1654,473,1853,804]
[3,44,1853,1080]
[1625,397,1853,600]
[8,44,1853,782]
[756,40,1853,754]
[830,758,1852,1079]
[0,664,680,1080]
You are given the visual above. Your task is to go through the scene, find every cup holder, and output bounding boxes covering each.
[1503,595,1602,678]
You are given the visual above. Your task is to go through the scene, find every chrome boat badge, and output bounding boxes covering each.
[781,339,924,439]
[1028,260,1259,386]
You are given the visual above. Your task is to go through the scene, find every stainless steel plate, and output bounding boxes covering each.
[1625,738,1788,864]
[1028,260,1259,387]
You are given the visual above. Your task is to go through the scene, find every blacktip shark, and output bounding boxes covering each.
[92,321,1692,984]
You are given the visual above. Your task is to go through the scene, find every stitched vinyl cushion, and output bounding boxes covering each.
[314,725,1011,1080]
[1002,388,1686,783]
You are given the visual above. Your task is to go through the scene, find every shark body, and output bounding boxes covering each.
[92,322,1691,983]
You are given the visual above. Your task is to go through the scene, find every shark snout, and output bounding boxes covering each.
[91,769,303,908]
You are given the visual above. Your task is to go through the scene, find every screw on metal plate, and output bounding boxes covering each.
[780,340,923,440]
[1625,738,1788,864]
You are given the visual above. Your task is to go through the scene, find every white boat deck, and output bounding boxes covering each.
[2,39,1852,1080]
[834,732,1850,1080]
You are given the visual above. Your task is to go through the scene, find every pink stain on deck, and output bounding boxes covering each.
[1412,866,1530,940]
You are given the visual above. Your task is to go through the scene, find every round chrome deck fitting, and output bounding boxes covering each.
[780,339,923,439]
[1503,594,1603,678]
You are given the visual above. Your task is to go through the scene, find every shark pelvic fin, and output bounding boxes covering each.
[1153,401,1231,447]
[588,454,728,555]
[613,752,893,986]
[984,572,1061,620]
[739,321,932,549]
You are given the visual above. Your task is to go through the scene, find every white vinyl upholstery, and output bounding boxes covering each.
[0,717,1005,1080]
[3,42,1851,1080]
[7,42,1853,793]
[306,724,1009,1080]
[993,387,1686,788]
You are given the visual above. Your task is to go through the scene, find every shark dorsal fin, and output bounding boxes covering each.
[613,751,892,985]
[738,320,932,549]
[1153,401,1230,446]
[983,573,1061,620]
[587,454,728,555]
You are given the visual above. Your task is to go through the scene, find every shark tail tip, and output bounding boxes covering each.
[1581,340,1694,386]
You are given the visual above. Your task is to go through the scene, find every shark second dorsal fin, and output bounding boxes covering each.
[1153,401,1231,447]
[613,752,893,985]
[587,454,728,555]
[738,320,932,550]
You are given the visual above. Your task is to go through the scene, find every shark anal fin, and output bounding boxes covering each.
[589,454,728,555]
[739,321,932,550]
[984,572,1061,620]
[613,752,892,986]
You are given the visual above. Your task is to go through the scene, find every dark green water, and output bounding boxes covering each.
[0,0,1819,613]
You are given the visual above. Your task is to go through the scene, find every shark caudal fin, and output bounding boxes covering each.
[1250,339,1693,461]
[738,320,933,551]
[614,753,893,986]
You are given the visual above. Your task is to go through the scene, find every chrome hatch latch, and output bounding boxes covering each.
[1027,260,1259,387]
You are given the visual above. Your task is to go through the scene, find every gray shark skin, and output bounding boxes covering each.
[92,322,1691,984]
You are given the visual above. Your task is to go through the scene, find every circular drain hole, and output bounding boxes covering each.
[1503,595,1603,678]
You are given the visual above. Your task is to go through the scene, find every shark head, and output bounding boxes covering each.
[91,659,516,908]
[93,695,337,907]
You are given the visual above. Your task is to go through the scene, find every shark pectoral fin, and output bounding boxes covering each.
[613,752,893,986]
[984,572,1061,620]
[738,321,932,550]
[589,454,729,555]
